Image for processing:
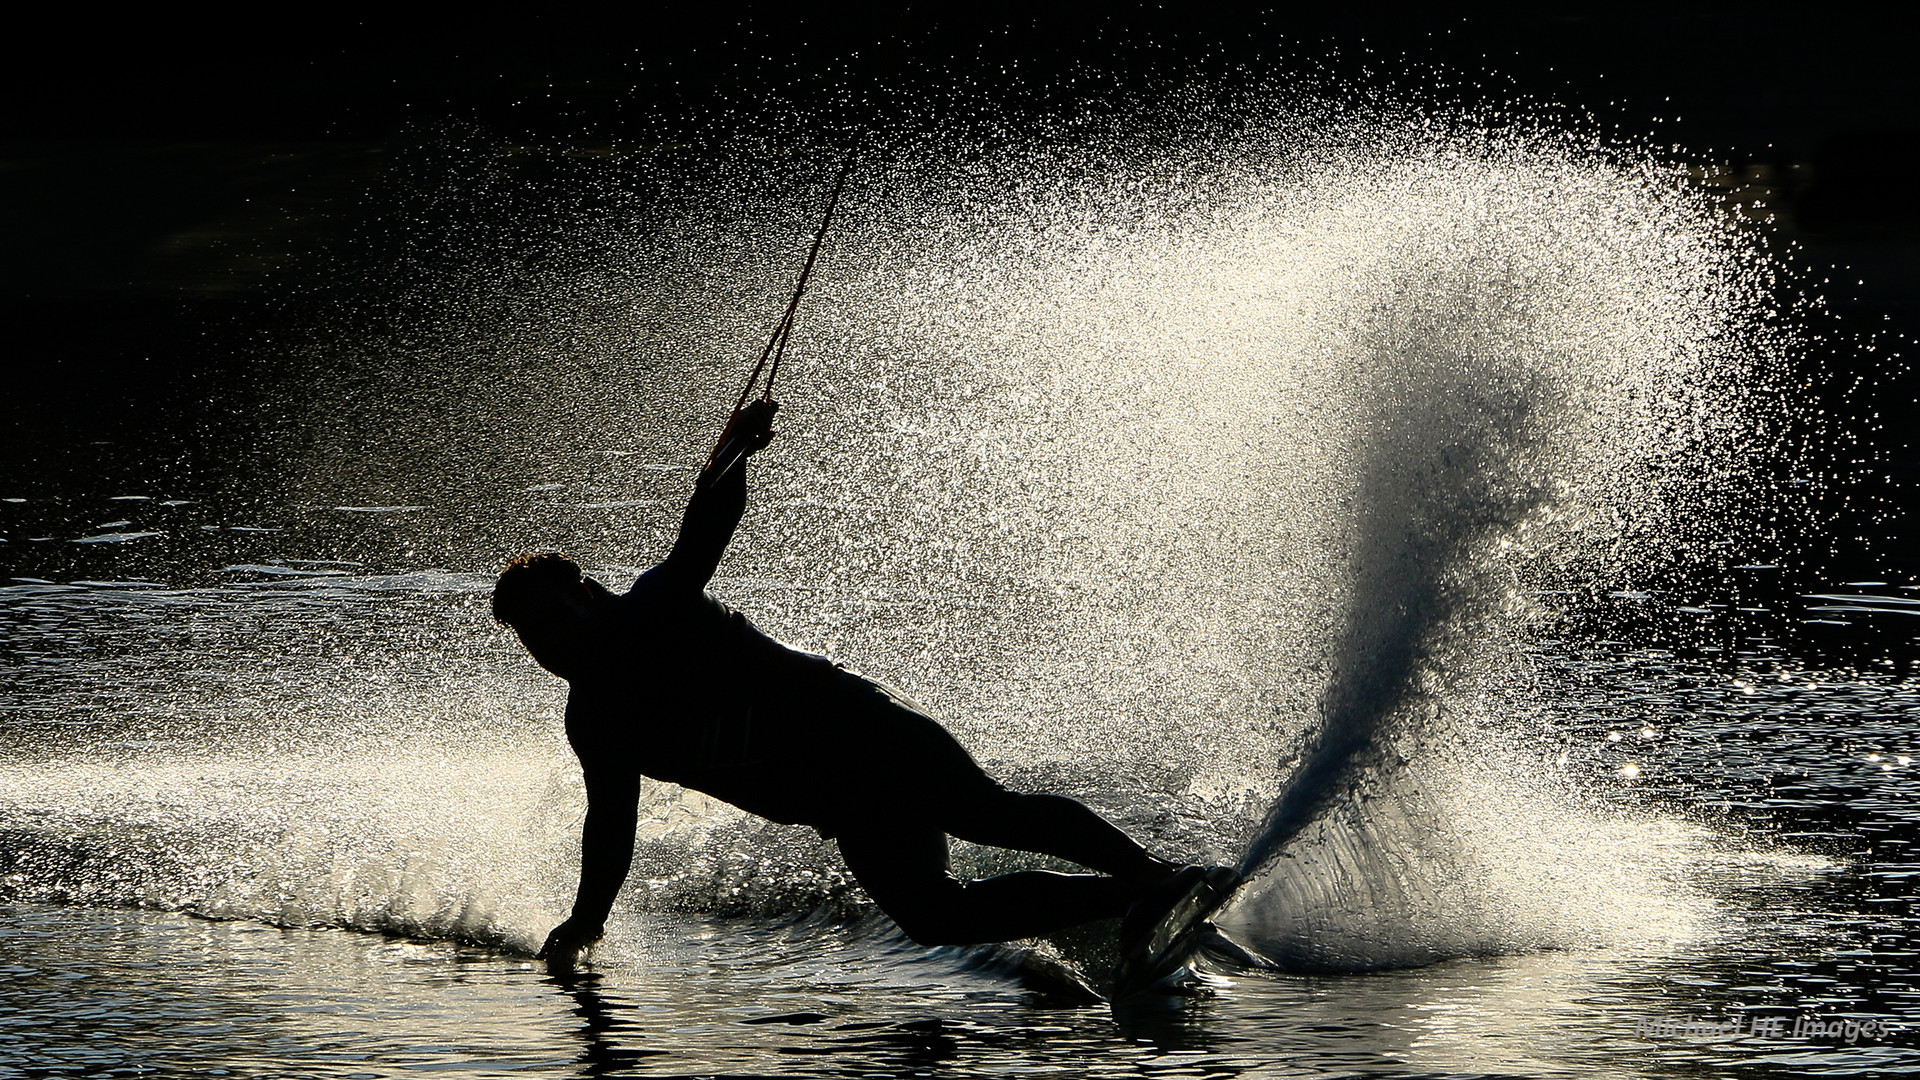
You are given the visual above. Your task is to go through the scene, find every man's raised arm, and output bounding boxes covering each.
[658,398,778,591]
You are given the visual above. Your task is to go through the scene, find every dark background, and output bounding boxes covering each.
[2,2,1915,616]
[0,3,1912,276]
[4,5,1914,157]
[4,4,1914,290]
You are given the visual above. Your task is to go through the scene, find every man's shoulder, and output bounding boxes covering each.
[563,687,622,756]
[623,563,667,597]
[622,562,710,608]
[563,682,619,731]
[564,677,622,711]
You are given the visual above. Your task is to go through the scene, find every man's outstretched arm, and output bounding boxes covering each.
[658,398,778,591]
[539,765,641,967]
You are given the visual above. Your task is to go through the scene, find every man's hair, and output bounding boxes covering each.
[491,552,583,628]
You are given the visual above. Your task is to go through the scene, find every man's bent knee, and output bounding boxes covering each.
[870,883,979,947]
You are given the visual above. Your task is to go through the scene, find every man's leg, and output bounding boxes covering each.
[938,790,1175,887]
[835,676,1178,888]
[837,825,1138,946]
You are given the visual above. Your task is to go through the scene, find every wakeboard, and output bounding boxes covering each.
[1113,864,1245,1000]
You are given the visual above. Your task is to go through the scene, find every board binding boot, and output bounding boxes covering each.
[1115,864,1243,998]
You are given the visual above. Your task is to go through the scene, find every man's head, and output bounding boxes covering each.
[492,552,611,679]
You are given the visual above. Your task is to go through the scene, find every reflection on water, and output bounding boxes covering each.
[4,891,1916,1078]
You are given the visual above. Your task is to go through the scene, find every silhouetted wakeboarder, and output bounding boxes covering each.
[493,143,1238,992]
[493,398,1228,970]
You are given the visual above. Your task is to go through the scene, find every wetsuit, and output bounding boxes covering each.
[562,442,1166,945]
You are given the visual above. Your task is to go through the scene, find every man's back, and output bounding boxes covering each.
[564,565,842,825]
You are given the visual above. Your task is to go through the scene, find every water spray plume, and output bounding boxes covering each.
[0,92,1810,975]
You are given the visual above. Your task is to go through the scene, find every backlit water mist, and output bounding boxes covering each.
[3,88,1914,1077]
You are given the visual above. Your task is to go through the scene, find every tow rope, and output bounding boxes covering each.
[723,138,860,422]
